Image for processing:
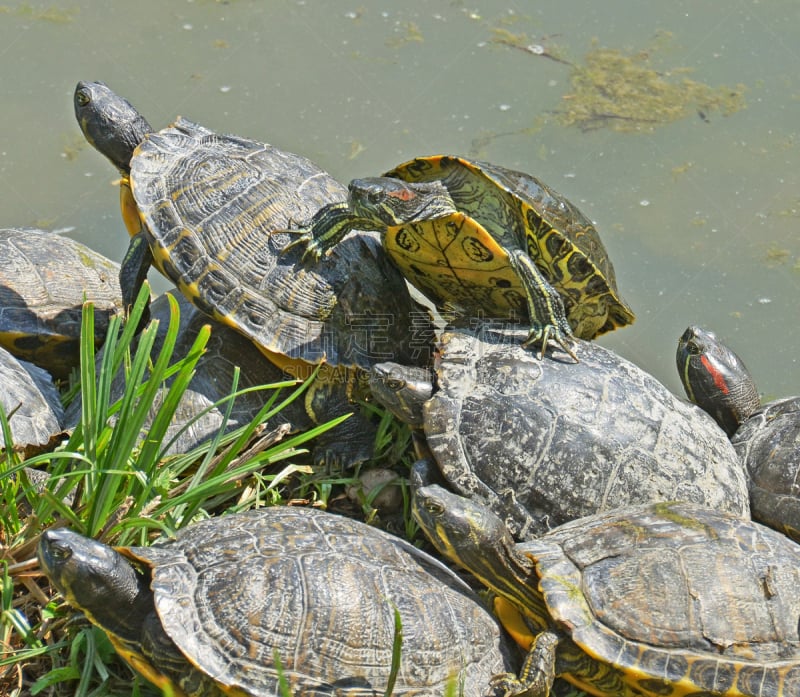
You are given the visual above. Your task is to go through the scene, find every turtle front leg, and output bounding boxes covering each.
[507,250,578,362]
[280,202,366,261]
[491,630,559,697]
[119,232,153,330]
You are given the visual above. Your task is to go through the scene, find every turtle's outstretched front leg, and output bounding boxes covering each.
[491,630,559,696]
[280,202,367,261]
[507,249,577,362]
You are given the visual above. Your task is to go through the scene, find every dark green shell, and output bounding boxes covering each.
[120,118,435,466]
[0,345,63,453]
[384,156,635,340]
[396,327,749,539]
[733,396,800,542]
[128,507,516,695]
[0,228,122,377]
[131,119,431,372]
[524,501,800,696]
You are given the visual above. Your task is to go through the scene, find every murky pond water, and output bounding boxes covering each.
[0,0,797,399]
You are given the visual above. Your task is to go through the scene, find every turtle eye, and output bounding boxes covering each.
[386,378,405,391]
[423,499,445,516]
[48,541,74,562]
[75,89,90,107]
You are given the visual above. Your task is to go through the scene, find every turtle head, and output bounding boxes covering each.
[368,362,433,426]
[38,528,153,644]
[412,485,532,588]
[349,177,457,227]
[74,81,153,175]
[413,485,549,629]
[676,325,760,437]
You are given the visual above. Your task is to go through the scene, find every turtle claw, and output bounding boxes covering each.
[278,230,323,262]
[523,325,579,363]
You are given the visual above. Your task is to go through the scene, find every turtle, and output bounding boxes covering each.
[37,506,517,696]
[677,325,800,542]
[0,227,123,378]
[0,345,64,455]
[64,289,314,457]
[74,81,434,467]
[412,483,800,697]
[290,155,635,359]
[369,325,749,540]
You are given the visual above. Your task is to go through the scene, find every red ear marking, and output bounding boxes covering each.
[700,355,730,395]
[388,189,417,202]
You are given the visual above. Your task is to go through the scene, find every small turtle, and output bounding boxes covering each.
[413,484,800,697]
[677,325,800,541]
[38,506,517,696]
[0,227,123,378]
[292,155,635,359]
[0,345,64,455]
[370,326,748,540]
[74,80,434,467]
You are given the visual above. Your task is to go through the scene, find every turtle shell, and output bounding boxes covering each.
[422,327,748,539]
[524,501,800,696]
[130,119,431,372]
[384,156,634,340]
[733,396,800,542]
[0,228,123,377]
[0,345,64,454]
[64,290,312,457]
[124,506,515,696]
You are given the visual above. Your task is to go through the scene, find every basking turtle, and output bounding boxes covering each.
[0,345,64,455]
[677,325,800,541]
[413,484,800,697]
[0,227,123,378]
[74,81,433,466]
[64,290,315,457]
[38,506,516,696]
[292,155,635,358]
[370,326,748,540]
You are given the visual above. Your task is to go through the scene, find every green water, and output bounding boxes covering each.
[0,0,797,398]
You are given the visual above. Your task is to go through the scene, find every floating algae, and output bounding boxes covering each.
[386,21,424,49]
[0,3,76,23]
[489,29,746,134]
[555,39,746,133]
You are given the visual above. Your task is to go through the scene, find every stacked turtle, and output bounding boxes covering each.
[285,151,749,542]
